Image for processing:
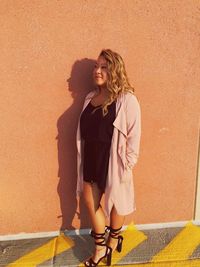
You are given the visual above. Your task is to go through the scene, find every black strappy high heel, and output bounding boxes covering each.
[84,230,112,266]
[107,226,124,253]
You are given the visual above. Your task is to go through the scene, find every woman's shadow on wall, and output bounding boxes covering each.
[56,58,95,233]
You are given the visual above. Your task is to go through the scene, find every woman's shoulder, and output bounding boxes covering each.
[119,90,140,106]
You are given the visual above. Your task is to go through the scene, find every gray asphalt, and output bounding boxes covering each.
[1,226,200,266]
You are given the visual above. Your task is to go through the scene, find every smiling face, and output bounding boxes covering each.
[93,56,108,88]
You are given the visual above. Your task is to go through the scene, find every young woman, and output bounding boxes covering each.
[76,49,141,266]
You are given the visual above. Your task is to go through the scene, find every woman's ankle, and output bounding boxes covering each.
[91,246,106,262]
[107,236,118,250]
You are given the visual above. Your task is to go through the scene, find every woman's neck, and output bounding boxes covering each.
[98,86,110,97]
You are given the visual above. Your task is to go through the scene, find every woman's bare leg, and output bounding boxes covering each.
[107,206,125,250]
[83,181,106,262]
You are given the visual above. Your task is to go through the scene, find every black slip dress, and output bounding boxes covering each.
[80,101,116,192]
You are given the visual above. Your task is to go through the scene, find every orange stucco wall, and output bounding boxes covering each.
[0,0,199,235]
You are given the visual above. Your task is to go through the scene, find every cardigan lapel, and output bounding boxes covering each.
[113,93,127,137]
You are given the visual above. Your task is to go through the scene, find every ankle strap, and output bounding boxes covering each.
[107,226,122,239]
[90,230,106,247]
[106,226,122,232]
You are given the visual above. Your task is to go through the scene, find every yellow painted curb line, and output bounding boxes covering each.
[7,233,74,267]
[117,259,200,266]
[112,223,147,265]
[151,221,200,263]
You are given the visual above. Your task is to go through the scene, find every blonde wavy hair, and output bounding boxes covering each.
[96,49,135,116]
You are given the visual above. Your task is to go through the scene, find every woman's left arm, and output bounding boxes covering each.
[125,94,141,169]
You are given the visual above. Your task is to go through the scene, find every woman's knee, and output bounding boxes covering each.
[83,192,93,210]
[83,183,94,210]
[83,182,101,212]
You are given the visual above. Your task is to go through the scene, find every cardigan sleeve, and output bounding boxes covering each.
[125,94,141,169]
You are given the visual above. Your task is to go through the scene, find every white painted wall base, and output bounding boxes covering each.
[1,220,200,241]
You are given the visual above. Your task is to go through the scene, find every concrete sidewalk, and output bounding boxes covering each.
[1,222,200,266]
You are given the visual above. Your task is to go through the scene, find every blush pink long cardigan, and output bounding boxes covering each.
[76,89,141,217]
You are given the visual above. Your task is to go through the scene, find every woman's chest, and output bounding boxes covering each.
[80,101,116,141]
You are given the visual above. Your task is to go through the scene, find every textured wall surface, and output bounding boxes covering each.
[195,133,200,220]
[0,0,199,234]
